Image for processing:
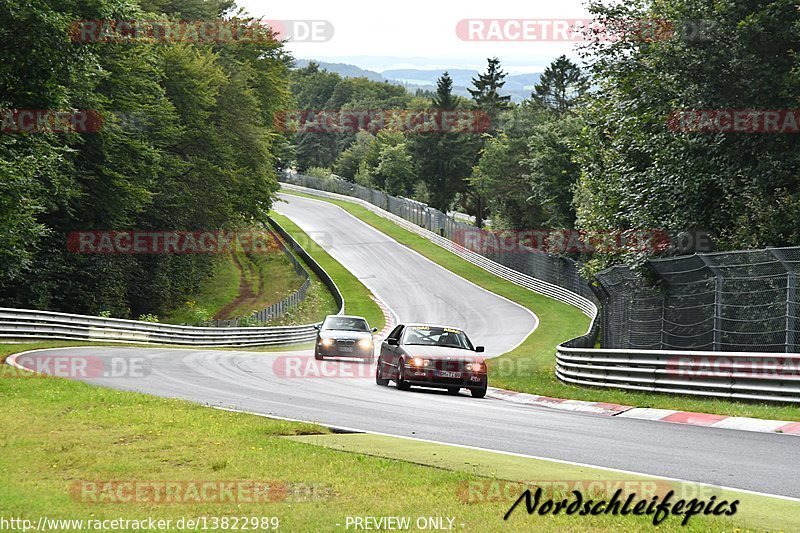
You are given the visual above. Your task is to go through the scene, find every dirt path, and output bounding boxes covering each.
[215,251,257,320]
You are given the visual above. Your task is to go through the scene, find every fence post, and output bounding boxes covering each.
[768,248,796,353]
[699,255,723,351]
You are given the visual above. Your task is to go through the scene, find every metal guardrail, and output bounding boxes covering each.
[283,180,800,403]
[0,217,343,348]
[556,346,800,403]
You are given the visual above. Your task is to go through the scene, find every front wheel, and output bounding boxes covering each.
[375,360,389,386]
[396,360,411,391]
[471,381,487,398]
[314,352,323,361]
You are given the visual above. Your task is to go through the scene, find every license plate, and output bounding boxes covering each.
[437,370,461,379]
[339,347,353,353]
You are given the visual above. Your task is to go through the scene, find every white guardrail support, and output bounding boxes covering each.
[282,181,800,404]
[0,217,344,348]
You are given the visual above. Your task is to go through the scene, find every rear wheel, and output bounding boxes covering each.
[375,360,389,386]
[447,387,460,395]
[471,381,487,398]
[396,360,411,391]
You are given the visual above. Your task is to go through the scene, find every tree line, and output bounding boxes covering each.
[288,0,800,274]
[1,0,290,317]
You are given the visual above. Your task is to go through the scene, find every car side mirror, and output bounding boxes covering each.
[386,338,399,346]
[475,346,485,353]
[371,327,378,332]
[313,325,320,331]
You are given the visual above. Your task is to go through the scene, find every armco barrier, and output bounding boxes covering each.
[282,180,800,403]
[0,217,343,348]
[556,347,800,403]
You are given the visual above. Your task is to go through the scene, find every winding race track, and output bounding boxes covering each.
[11,194,800,499]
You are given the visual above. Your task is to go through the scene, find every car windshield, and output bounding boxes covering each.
[322,316,369,332]
[402,326,474,350]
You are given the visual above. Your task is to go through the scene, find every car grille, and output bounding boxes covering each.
[336,339,356,347]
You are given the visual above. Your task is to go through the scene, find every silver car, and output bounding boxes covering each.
[314,315,378,363]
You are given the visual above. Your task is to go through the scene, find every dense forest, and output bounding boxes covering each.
[2,0,799,318]
[1,0,291,317]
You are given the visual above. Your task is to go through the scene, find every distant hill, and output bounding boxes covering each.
[294,61,541,102]
[384,69,541,102]
[381,68,479,87]
[292,59,386,82]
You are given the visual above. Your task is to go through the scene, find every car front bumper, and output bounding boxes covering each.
[400,367,487,388]
[316,343,374,359]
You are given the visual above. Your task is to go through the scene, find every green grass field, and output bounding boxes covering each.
[1,343,783,532]
[282,190,800,422]
[161,253,241,325]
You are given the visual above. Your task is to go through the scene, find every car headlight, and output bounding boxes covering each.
[358,338,373,348]
[320,338,334,347]
[410,358,430,367]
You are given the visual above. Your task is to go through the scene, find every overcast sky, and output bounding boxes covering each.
[236,0,589,73]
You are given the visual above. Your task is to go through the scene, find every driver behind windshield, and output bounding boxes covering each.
[323,317,369,331]
[403,327,473,350]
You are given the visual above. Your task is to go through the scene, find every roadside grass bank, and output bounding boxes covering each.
[160,253,240,325]
[269,211,385,331]
[163,234,337,327]
[0,345,769,532]
[282,190,800,422]
[293,432,799,532]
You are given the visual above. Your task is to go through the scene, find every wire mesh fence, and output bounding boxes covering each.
[597,248,800,352]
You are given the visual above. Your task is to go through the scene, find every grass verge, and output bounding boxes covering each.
[283,190,800,422]
[1,344,780,532]
[161,254,240,325]
[162,230,338,327]
[292,433,799,531]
